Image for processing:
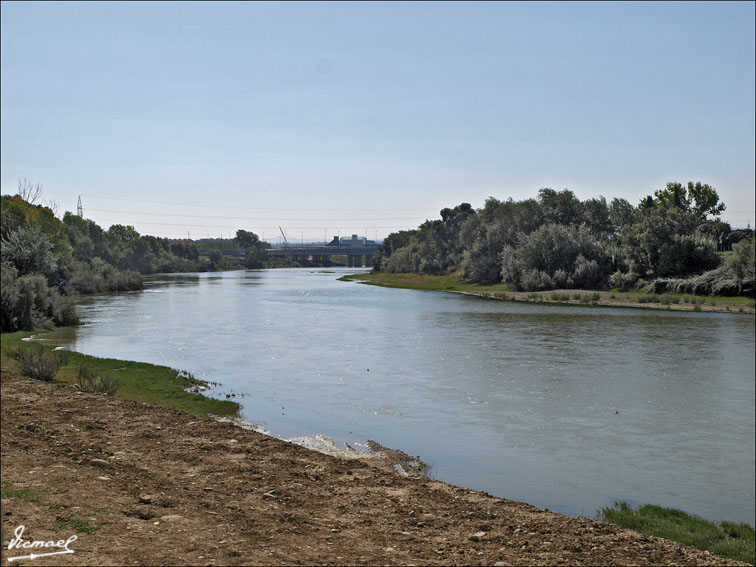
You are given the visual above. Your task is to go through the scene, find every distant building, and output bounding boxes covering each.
[326,234,376,247]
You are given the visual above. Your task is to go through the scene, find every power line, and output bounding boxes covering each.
[91,218,419,230]
[84,207,433,222]
[81,194,440,213]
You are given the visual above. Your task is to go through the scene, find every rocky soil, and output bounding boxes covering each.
[1,368,746,566]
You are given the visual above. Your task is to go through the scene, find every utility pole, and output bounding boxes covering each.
[77,196,83,218]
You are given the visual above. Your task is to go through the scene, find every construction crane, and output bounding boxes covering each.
[279,226,288,246]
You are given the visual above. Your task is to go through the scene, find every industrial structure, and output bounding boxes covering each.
[268,234,379,267]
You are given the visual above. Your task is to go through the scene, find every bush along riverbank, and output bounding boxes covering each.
[0,329,239,417]
[340,272,756,314]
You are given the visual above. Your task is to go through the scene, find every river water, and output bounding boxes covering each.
[55,268,755,525]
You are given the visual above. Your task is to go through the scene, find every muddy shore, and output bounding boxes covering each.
[1,368,747,566]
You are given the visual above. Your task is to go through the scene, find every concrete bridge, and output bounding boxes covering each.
[268,243,380,267]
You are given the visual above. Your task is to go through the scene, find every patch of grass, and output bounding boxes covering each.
[1,483,44,504]
[599,502,755,564]
[338,272,510,293]
[56,511,97,535]
[2,330,239,418]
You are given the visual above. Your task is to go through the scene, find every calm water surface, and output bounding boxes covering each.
[57,269,755,525]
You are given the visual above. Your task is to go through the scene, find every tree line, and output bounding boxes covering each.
[373,182,755,296]
[1,185,269,332]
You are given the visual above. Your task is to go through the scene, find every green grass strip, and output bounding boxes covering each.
[339,272,510,292]
[1,330,239,418]
[600,502,755,564]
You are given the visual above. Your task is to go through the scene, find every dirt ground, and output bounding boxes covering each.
[1,368,746,566]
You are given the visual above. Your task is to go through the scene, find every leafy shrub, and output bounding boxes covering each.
[609,270,640,291]
[76,364,121,396]
[520,269,553,291]
[0,227,57,276]
[552,269,572,288]
[725,236,754,281]
[501,224,611,290]
[1,262,78,332]
[643,264,754,297]
[573,255,605,289]
[9,345,64,381]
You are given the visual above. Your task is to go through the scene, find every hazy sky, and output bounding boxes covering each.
[2,1,754,240]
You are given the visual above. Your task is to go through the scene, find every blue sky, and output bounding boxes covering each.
[2,1,754,240]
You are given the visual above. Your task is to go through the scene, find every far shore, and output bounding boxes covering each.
[340,272,756,315]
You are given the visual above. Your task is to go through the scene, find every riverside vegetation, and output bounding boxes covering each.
[2,179,754,334]
[600,502,755,565]
[339,272,756,314]
[1,181,272,333]
[372,182,755,299]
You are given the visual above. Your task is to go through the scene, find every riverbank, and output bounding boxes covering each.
[1,330,239,418]
[1,368,748,566]
[340,273,756,314]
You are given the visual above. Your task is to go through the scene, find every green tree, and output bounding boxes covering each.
[651,181,725,220]
[622,207,718,278]
[726,236,755,282]
[107,224,140,243]
[500,224,611,290]
[0,227,58,276]
[235,229,259,248]
[374,230,416,270]
[208,250,223,271]
[582,197,613,237]
[538,188,583,226]
[461,197,544,284]
[608,198,636,234]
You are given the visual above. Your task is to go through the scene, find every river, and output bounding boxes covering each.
[54,268,755,525]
